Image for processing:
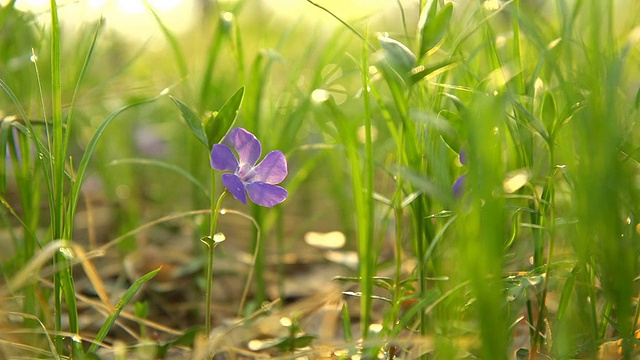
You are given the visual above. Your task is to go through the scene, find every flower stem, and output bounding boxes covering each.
[203,189,227,336]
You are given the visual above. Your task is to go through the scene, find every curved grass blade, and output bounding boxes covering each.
[378,35,416,85]
[143,0,188,85]
[108,158,209,197]
[305,0,374,50]
[88,267,161,354]
[67,94,163,230]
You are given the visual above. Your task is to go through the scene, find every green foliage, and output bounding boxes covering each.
[417,1,453,58]
[203,85,244,147]
[171,96,208,147]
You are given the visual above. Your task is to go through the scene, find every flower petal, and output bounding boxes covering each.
[452,174,466,199]
[210,144,239,172]
[222,173,247,204]
[223,128,261,167]
[247,150,288,184]
[246,182,288,207]
[459,148,467,166]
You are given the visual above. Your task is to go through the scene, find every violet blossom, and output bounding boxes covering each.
[210,127,288,207]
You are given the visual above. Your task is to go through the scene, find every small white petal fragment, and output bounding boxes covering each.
[304,231,346,249]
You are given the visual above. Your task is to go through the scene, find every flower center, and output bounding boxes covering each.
[237,162,255,181]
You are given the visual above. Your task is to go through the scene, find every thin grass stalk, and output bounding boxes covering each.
[361,26,376,342]
[191,12,229,214]
[244,53,270,303]
[511,0,525,95]
[63,18,101,234]
[392,202,403,331]
[231,12,246,84]
[199,14,229,112]
[48,2,82,355]
[305,0,374,50]
[218,208,260,317]
[324,100,371,338]
[49,0,63,239]
[5,129,42,333]
[531,181,555,357]
[4,56,62,339]
[251,206,266,303]
[143,0,189,99]
[204,188,228,336]
[276,205,285,301]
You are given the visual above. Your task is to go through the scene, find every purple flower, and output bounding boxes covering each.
[210,127,288,207]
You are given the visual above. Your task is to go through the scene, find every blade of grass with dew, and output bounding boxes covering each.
[87,267,161,354]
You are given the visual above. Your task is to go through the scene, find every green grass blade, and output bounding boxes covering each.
[88,267,161,354]
[49,0,63,239]
[61,17,103,193]
[417,1,453,58]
